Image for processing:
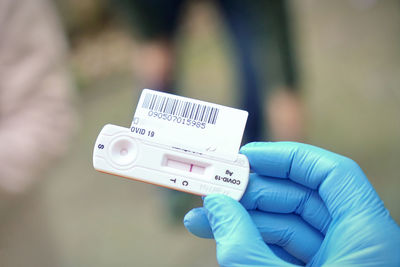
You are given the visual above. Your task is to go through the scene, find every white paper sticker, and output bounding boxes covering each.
[131,89,248,161]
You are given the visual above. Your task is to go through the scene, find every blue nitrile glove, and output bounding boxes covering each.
[183,142,400,266]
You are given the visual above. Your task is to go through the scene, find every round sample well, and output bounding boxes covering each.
[109,137,137,166]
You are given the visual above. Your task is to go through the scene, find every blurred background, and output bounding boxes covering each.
[0,0,399,266]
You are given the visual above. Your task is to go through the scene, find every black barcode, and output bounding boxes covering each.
[142,93,219,125]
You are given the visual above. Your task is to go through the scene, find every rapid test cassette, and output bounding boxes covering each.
[93,89,250,200]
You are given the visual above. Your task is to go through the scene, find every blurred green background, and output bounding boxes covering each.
[1,0,399,266]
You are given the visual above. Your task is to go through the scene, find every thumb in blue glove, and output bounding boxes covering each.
[185,185,324,265]
[200,194,293,266]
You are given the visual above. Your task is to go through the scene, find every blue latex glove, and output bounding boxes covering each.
[184,142,400,266]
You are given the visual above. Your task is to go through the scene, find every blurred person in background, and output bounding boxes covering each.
[0,0,76,194]
[112,0,303,221]
[113,0,303,142]
[0,0,75,265]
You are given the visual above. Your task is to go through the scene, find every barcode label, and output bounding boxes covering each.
[142,92,219,125]
[132,89,248,160]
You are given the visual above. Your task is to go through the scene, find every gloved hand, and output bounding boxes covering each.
[183,142,400,266]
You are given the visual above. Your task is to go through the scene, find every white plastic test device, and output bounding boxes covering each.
[93,89,250,200]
